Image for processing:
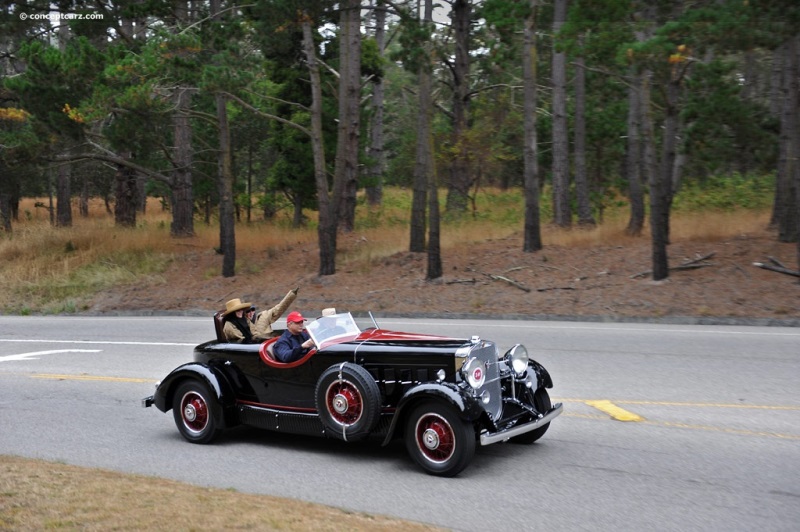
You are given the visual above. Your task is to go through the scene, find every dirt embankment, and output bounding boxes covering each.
[87,230,800,325]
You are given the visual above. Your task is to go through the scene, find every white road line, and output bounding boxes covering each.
[0,339,194,347]
[0,349,102,362]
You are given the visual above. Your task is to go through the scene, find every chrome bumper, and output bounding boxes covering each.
[479,402,563,446]
[142,395,154,408]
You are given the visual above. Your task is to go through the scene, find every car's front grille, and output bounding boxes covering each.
[468,341,503,421]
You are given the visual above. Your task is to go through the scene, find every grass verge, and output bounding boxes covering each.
[0,455,440,531]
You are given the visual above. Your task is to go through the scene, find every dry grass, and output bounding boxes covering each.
[540,210,771,249]
[0,190,777,314]
[0,455,440,531]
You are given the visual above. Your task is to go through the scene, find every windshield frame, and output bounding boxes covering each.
[305,312,361,349]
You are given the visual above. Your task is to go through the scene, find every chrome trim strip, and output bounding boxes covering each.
[479,403,563,446]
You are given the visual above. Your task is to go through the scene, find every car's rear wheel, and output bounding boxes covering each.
[172,380,222,444]
[511,388,551,444]
[315,363,381,441]
[405,402,476,477]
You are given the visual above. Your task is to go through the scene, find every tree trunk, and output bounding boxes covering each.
[216,92,236,278]
[650,77,680,281]
[56,163,72,227]
[0,165,11,233]
[365,0,386,207]
[335,0,362,234]
[136,174,147,213]
[770,43,785,119]
[171,87,195,237]
[79,179,89,217]
[551,0,571,228]
[444,0,472,214]
[301,15,335,276]
[776,35,799,243]
[114,153,137,228]
[0,194,10,233]
[625,68,645,236]
[427,158,442,279]
[410,0,434,253]
[292,194,304,227]
[769,42,787,228]
[246,144,253,223]
[573,40,594,227]
[522,0,542,253]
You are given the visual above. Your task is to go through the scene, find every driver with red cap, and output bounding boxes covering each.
[273,311,315,363]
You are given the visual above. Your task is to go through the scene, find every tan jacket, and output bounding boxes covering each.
[222,319,255,343]
[253,289,297,340]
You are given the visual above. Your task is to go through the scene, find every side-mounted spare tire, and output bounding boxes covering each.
[315,362,381,442]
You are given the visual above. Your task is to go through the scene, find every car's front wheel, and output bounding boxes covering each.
[405,402,476,477]
[172,380,222,444]
[511,388,551,444]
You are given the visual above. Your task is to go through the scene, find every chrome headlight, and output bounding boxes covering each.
[504,344,529,377]
[462,357,486,389]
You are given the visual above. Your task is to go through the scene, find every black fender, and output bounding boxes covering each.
[529,358,553,389]
[151,362,238,429]
[380,382,485,446]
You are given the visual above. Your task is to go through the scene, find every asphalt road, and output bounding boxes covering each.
[1,315,798,531]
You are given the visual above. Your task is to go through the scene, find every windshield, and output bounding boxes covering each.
[306,312,361,349]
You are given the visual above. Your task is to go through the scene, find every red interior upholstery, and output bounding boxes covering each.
[259,337,316,368]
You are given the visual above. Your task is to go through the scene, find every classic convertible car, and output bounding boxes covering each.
[143,312,562,476]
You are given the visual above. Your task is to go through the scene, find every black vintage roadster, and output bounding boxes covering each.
[143,312,562,476]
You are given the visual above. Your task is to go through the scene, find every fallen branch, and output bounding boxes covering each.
[752,262,800,278]
[768,256,788,269]
[465,267,531,292]
[536,286,576,292]
[489,274,531,292]
[630,252,716,279]
[446,278,478,285]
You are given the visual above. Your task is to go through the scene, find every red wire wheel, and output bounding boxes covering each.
[405,402,476,477]
[172,380,221,444]
[180,391,209,433]
[413,412,456,463]
[315,363,381,441]
[325,379,364,425]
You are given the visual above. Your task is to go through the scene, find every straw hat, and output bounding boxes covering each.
[223,298,252,316]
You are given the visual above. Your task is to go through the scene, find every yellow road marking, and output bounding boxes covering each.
[31,373,154,384]
[642,420,800,440]
[585,400,644,422]
[556,398,800,411]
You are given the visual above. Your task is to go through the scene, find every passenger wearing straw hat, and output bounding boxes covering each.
[221,298,256,343]
[252,287,299,340]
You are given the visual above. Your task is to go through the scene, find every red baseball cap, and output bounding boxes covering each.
[286,311,306,324]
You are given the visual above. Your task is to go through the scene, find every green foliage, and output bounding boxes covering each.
[7,37,107,140]
[361,37,385,80]
[672,173,775,212]
[682,58,778,176]
[390,10,435,74]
